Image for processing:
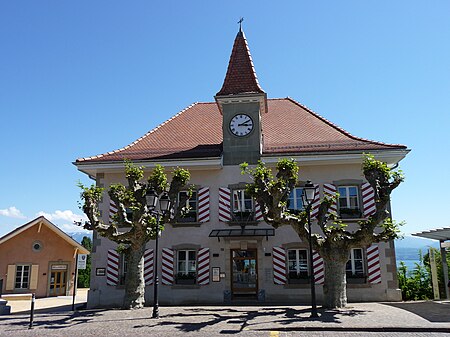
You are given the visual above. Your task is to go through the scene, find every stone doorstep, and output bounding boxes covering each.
[1,293,32,301]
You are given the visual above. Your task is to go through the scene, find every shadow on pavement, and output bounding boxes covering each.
[3,309,105,331]
[383,301,450,323]
[133,306,368,333]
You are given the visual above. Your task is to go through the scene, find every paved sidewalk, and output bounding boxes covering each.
[0,299,449,336]
[1,288,88,314]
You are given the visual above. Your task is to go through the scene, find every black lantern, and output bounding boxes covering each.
[145,189,171,319]
[146,189,158,210]
[159,192,171,212]
[302,180,315,208]
[302,180,318,318]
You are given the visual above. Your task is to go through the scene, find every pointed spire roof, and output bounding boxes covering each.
[216,29,265,96]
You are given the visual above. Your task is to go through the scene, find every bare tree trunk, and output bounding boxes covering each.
[322,252,348,308]
[123,243,146,309]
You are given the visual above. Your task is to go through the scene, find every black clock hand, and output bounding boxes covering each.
[238,120,252,126]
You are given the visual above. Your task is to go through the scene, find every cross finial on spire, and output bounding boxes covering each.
[238,17,244,32]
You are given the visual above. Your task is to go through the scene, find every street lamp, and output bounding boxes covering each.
[302,180,318,318]
[146,189,171,319]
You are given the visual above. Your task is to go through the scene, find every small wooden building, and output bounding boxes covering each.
[0,216,89,298]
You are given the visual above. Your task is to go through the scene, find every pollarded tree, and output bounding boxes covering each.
[78,161,190,309]
[242,155,403,308]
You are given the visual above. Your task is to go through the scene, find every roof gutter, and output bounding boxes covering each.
[261,149,410,167]
[74,156,223,177]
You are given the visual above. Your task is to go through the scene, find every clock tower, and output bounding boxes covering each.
[215,27,267,166]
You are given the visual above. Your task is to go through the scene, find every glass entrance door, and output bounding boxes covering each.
[231,249,257,297]
[49,270,67,296]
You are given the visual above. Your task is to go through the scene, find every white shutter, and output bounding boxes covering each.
[323,183,338,215]
[161,248,174,285]
[29,265,39,290]
[272,247,287,285]
[254,202,263,221]
[6,265,15,291]
[197,248,210,285]
[218,187,231,222]
[362,182,376,217]
[367,244,381,284]
[106,250,120,286]
[144,249,154,286]
[198,187,210,222]
[312,251,324,285]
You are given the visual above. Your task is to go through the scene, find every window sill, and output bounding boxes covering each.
[228,221,259,226]
[346,283,370,288]
[339,217,366,222]
[284,283,311,289]
[287,278,310,285]
[172,221,202,227]
[171,284,201,289]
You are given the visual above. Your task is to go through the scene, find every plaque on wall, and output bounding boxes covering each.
[96,268,106,276]
[51,264,68,270]
[212,267,220,282]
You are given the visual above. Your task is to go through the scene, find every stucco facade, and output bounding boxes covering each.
[84,162,403,308]
[75,28,409,308]
[0,217,89,298]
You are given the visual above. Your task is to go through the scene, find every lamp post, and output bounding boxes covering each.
[146,189,171,319]
[302,180,318,318]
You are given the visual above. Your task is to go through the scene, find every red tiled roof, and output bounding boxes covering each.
[75,98,406,163]
[216,30,265,96]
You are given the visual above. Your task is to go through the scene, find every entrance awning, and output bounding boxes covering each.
[209,228,275,238]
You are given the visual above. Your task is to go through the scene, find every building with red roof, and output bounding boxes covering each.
[75,27,409,308]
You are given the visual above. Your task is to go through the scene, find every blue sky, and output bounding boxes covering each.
[0,1,449,238]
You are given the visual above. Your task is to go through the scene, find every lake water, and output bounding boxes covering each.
[396,246,428,274]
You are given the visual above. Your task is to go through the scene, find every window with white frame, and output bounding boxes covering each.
[178,190,198,222]
[287,249,309,281]
[232,189,253,213]
[15,265,30,289]
[346,248,364,277]
[176,250,196,283]
[288,188,304,211]
[338,186,361,218]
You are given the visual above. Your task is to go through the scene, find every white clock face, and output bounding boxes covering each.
[229,114,254,137]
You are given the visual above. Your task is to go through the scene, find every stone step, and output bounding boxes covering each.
[1,293,32,301]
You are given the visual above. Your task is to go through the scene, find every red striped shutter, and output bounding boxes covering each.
[219,187,231,222]
[161,248,174,285]
[109,201,118,224]
[310,184,320,219]
[106,249,120,286]
[272,247,287,285]
[197,248,210,285]
[367,244,381,284]
[312,250,324,285]
[323,184,338,215]
[197,187,210,222]
[144,249,154,286]
[362,182,376,217]
[254,202,263,221]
